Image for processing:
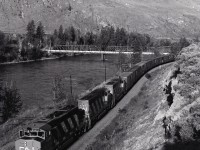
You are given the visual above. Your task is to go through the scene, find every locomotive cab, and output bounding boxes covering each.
[19,128,46,139]
[15,128,47,150]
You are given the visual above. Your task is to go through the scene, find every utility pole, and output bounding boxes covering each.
[127,25,130,51]
[104,63,107,82]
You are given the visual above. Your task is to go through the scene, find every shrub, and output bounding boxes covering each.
[0,82,22,122]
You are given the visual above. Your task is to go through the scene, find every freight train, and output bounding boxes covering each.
[15,55,175,150]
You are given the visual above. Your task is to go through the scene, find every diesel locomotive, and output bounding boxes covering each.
[15,55,175,150]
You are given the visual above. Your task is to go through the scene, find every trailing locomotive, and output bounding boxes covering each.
[15,55,175,150]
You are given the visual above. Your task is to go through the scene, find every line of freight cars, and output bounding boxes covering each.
[15,55,175,150]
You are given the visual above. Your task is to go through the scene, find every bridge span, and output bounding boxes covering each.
[42,45,170,55]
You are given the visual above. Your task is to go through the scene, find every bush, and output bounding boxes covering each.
[0,82,22,122]
[27,47,44,60]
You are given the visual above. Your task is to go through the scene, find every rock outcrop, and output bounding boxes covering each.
[159,43,200,149]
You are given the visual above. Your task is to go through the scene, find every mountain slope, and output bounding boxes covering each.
[1,0,200,38]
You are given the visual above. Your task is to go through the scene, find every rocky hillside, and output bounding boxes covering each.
[87,43,200,150]
[1,0,200,38]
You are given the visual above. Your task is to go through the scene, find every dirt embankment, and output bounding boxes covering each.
[87,44,200,150]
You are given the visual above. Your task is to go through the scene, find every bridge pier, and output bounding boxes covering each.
[101,53,106,61]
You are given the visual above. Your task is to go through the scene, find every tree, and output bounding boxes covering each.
[179,37,190,49]
[0,30,5,46]
[53,29,58,38]
[51,29,59,46]
[63,28,69,44]
[69,26,76,44]
[36,22,45,44]
[0,82,22,121]
[27,46,43,60]
[107,26,115,46]
[27,20,36,43]
[170,37,190,55]
[114,27,121,46]
[85,32,95,45]
[98,26,113,50]
[77,36,84,45]
[119,27,127,46]
[58,25,64,41]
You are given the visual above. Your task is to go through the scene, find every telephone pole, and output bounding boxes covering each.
[104,63,107,82]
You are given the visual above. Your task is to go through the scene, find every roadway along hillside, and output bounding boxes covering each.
[68,62,173,150]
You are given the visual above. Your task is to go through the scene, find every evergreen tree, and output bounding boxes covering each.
[58,25,64,41]
[27,20,35,43]
[119,28,127,46]
[114,27,121,46]
[85,32,95,45]
[51,29,59,46]
[69,26,76,43]
[77,36,84,45]
[54,29,58,38]
[0,31,5,46]
[63,28,69,43]
[108,26,115,45]
[36,22,45,44]
[98,26,113,50]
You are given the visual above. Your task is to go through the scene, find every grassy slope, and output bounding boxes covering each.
[1,0,200,37]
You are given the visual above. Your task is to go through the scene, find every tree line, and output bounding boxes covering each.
[0,19,191,63]
[50,24,190,55]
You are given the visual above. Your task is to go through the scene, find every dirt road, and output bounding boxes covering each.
[68,64,170,150]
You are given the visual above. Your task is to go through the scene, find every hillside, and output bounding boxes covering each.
[1,0,200,38]
[87,43,200,150]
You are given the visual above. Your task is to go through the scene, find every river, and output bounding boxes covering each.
[0,54,122,108]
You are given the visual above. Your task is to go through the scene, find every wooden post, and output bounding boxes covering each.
[104,63,107,82]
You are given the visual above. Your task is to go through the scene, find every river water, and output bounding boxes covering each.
[0,54,121,108]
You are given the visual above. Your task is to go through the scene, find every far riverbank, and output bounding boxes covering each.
[0,56,63,66]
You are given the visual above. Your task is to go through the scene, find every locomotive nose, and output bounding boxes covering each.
[15,139,41,150]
